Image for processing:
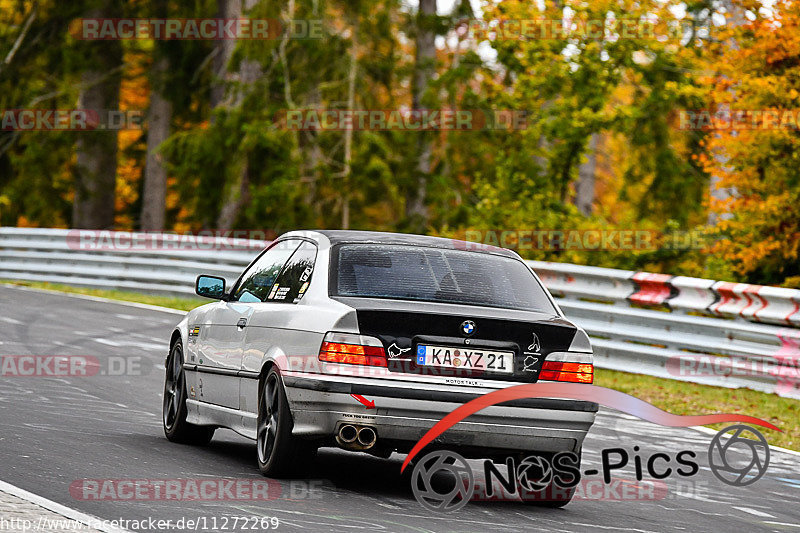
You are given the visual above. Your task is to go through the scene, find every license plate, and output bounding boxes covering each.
[416,344,514,374]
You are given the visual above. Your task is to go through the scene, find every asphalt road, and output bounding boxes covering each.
[0,284,798,533]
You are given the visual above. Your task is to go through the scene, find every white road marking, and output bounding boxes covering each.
[93,338,122,347]
[2,284,185,315]
[0,317,22,324]
[690,425,800,458]
[374,501,402,509]
[0,478,131,533]
[119,341,166,350]
[676,492,720,503]
[774,477,800,488]
[763,522,800,529]
[732,506,775,518]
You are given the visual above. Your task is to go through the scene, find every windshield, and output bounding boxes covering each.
[332,244,557,313]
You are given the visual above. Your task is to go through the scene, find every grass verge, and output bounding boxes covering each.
[5,280,799,450]
[3,281,203,312]
[595,368,799,451]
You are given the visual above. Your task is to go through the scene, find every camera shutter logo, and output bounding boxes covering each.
[708,425,770,486]
[410,450,474,512]
[516,455,553,492]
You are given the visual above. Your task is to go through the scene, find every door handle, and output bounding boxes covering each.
[237,318,247,328]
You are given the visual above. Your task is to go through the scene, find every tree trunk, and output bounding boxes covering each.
[341,14,358,230]
[216,163,251,229]
[141,56,172,231]
[707,0,744,225]
[302,82,323,222]
[215,0,262,230]
[405,0,436,231]
[72,15,122,230]
[574,133,598,216]
[215,47,262,229]
[210,0,242,111]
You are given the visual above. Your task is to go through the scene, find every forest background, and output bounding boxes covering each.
[1,0,798,286]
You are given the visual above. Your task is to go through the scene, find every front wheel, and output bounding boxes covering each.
[256,368,315,477]
[163,340,215,445]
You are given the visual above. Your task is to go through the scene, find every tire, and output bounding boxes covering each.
[256,367,315,477]
[163,340,215,445]
[518,450,580,508]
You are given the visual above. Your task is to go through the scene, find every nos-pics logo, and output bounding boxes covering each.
[410,450,579,512]
[410,424,770,512]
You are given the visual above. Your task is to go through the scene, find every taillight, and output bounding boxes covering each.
[318,332,387,367]
[540,353,594,383]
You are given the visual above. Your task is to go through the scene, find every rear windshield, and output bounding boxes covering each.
[332,244,557,313]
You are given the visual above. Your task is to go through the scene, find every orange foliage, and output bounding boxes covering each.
[703,0,800,282]
[114,46,149,229]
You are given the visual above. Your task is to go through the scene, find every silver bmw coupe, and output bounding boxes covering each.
[163,230,596,497]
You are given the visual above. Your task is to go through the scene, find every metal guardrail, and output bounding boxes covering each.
[531,260,800,399]
[0,227,264,296]
[1,228,798,399]
[530,260,800,326]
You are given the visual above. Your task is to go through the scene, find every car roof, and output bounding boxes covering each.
[302,229,519,259]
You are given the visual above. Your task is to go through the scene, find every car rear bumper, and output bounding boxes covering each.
[283,374,597,454]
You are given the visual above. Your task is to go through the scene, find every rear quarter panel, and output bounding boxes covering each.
[239,297,358,414]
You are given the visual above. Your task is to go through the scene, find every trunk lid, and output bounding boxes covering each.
[333,296,578,383]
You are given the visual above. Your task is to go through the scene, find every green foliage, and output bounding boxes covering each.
[2,0,796,286]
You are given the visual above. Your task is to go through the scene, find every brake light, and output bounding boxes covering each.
[318,332,387,367]
[540,356,594,383]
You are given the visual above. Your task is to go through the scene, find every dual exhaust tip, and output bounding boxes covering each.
[337,424,377,449]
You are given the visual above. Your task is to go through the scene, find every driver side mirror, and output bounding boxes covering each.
[196,275,227,299]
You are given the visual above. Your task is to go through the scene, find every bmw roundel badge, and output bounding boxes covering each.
[460,320,476,336]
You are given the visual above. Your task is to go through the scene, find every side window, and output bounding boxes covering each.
[266,242,318,303]
[233,240,301,303]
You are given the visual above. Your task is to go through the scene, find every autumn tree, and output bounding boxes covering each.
[702,0,800,285]
[405,0,437,232]
[72,1,124,229]
[140,0,172,231]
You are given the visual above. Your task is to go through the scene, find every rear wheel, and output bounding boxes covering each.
[257,368,315,477]
[163,340,215,445]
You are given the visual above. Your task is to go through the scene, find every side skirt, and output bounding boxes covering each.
[185,399,257,440]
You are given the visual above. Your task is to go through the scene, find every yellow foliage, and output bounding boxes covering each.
[114,46,149,229]
[702,0,800,282]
